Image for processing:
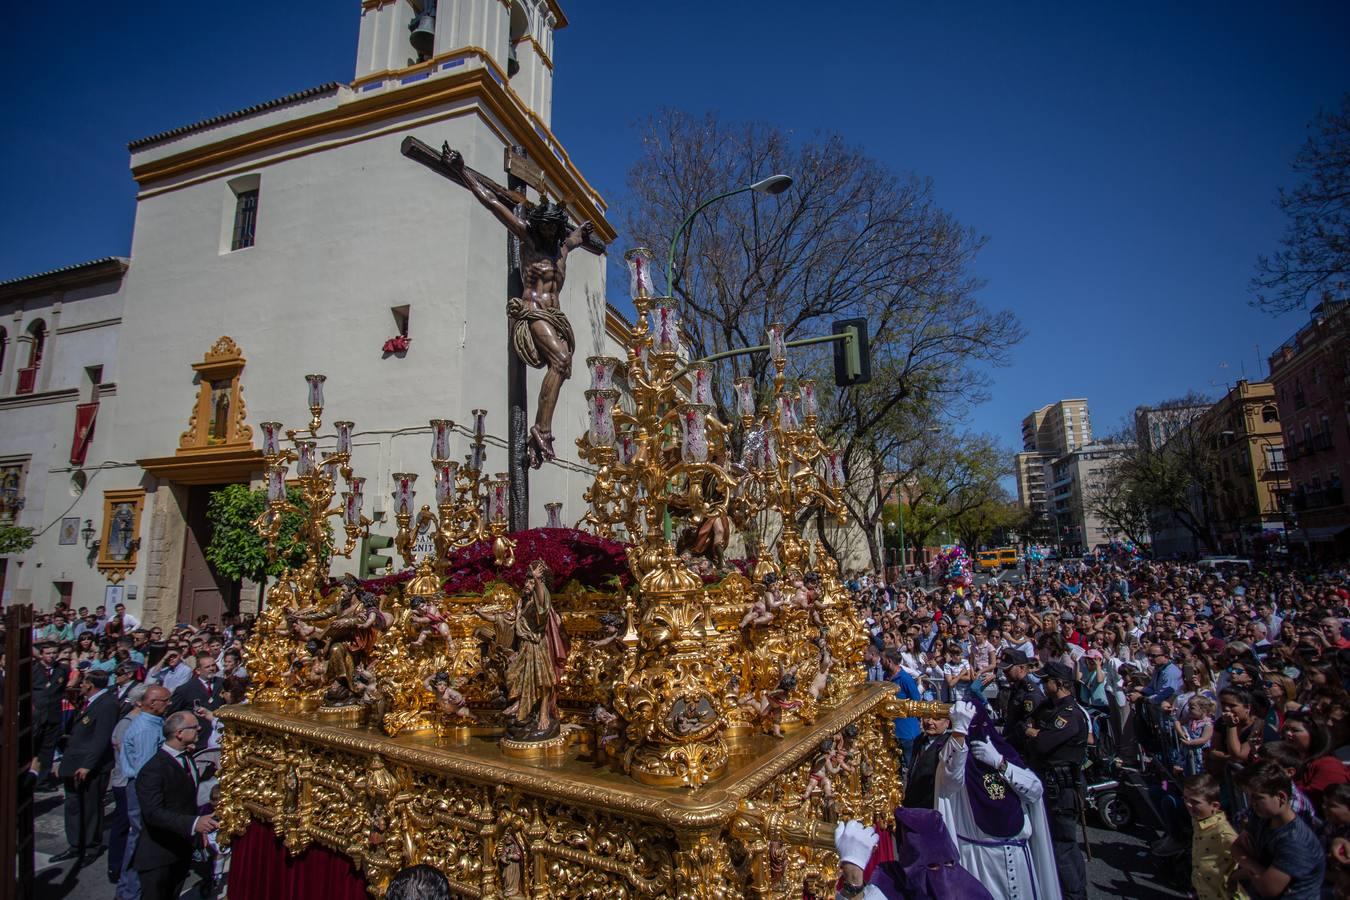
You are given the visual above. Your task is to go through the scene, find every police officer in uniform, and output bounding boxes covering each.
[996,649,1043,758]
[1024,660,1088,900]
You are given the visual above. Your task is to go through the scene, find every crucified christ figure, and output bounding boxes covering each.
[441,144,593,469]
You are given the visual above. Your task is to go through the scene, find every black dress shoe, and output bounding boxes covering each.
[85,844,105,858]
[49,847,82,863]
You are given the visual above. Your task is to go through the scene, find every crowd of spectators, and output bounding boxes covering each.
[5,552,1350,898]
[6,603,250,898]
[852,554,1350,899]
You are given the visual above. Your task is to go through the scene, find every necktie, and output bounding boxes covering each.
[178,751,199,786]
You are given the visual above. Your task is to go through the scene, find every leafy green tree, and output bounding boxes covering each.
[950,492,1023,551]
[204,484,324,585]
[0,524,36,555]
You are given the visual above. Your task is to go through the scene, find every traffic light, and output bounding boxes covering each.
[832,318,872,387]
[359,533,394,578]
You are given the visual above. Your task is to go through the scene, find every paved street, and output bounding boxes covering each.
[30,787,213,900]
[1085,821,1186,900]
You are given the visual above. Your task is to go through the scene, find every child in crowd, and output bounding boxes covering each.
[1183,773,1246,900]
[1176,695,1217,777]
[1231,762,1326,900]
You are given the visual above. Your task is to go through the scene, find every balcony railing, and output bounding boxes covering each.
[15,366,38,395]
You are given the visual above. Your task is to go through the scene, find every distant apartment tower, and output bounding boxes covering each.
[1016,399,1092,513]
[1022,399,1092,455]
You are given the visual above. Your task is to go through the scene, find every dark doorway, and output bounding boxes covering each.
[176,484,237,625]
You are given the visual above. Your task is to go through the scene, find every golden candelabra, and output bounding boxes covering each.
[248,375,372,707]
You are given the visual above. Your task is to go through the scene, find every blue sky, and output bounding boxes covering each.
[3,1,1347,457]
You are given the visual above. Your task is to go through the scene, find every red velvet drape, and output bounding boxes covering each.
[228,821,369,900]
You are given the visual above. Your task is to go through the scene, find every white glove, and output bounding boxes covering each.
[948,699,976,735]
[833,820,879,870]
[971,737,1003,769]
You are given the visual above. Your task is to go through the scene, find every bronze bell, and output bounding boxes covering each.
[408,10,435,60]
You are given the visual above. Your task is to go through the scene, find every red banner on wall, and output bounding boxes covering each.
[71,402,98,466]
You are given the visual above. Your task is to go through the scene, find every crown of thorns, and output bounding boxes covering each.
[527,198,568,228]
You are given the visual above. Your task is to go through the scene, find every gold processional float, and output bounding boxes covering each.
[215,248,948,898]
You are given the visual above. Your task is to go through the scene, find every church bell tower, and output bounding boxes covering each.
[354,0,563,127]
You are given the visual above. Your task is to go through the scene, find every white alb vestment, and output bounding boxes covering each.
[934,739,1061,900]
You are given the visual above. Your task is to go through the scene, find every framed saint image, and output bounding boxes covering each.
[59,517,80,545]
[105,584,125,608]
[96,488,146,584]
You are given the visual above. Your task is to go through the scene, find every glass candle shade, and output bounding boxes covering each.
[469,441,485,474]
[487,478,509,524]
[679,404,710,463]
[617,431,638,465]
[296,441,317,477]
[587,356,619,391]
[633,342,650,374]
[763,431,779,470]
[767,323,787,363]
[434,462,458,505]
[545,502,563,529]
[267,465,288,503]
[392,473,417,516]
[260,422,282,457]
[734,377,756,418]
[305,374,326,410]
[825,450,845,487]
[624,246,655,300]
[349,476,366,500]
[689,362,713,405]
[586,389,619,447]
[798,379,819,419]
[342,492,360,527]
[777,393,799,430]
[321,452,340,483]
[471,409,487,439]
[652,300,680,354]
[334,420,354,456]
[430,419,453,462]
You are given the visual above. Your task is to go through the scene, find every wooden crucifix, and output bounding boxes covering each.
[400,136,605,531]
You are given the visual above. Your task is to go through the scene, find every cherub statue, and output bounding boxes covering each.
[808,629,834,700]
[790,571,825,625]
[425,670,476,722]
[801,737,852,819]
[353,665,391,726]
[740,670,801,738]
[408,595,452,650]
[739,573,787,629]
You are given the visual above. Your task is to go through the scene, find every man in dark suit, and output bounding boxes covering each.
[32,642,69,790]
[169,652,222,732]
[134,711,219,900]
[51,668,119,863]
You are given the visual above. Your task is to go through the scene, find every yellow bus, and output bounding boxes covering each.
[997,547,1019,569]
[975,550,1001,573]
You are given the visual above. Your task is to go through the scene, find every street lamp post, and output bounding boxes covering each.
[665,175,794,294]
